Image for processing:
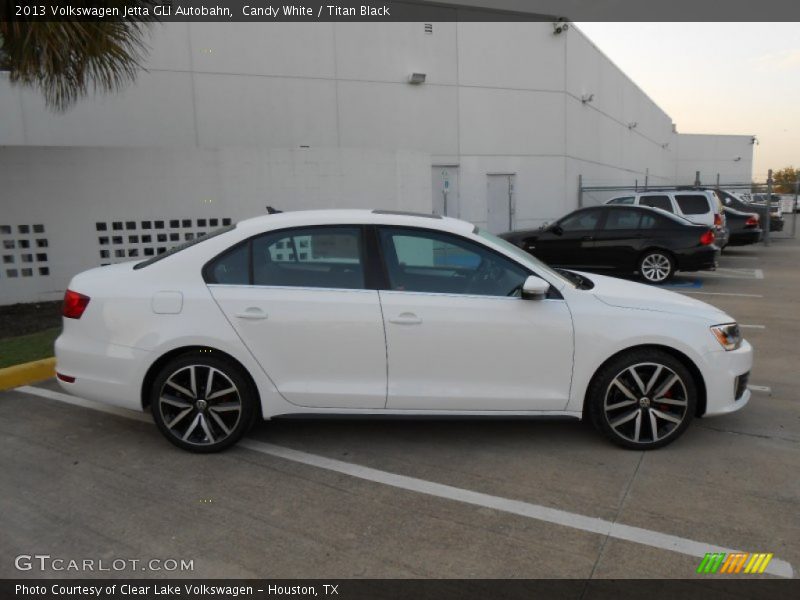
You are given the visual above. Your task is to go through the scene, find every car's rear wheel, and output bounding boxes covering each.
[588,349,696,449]
[150,353,256,453]
[638,251,674,284]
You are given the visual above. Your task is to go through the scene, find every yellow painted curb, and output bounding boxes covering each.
[0,357,56,391]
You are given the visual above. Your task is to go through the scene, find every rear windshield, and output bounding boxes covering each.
[133,225,236,270]
[675,194,711,215]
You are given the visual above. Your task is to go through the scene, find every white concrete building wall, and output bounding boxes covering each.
[0,146,429,305]
[675,134,755,185]
[0,21,754,304]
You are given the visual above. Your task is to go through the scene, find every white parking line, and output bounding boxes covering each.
[12,384,794,578]
[700,268,764,280]
[679,291,764,298]
[740,324,766,330]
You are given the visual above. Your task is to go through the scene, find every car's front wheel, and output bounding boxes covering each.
[150,352,256,453]
[588,349,696,449]
[638,250,674,284]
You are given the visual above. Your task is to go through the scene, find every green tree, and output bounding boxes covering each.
[772,167,799,194]
[0,2,155,112]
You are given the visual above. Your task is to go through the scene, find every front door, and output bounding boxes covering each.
[208,225,387,409]
[377,226,574,411]
[532,208,603,268]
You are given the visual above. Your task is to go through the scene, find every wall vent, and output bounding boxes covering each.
[95,218,232,266]
[0,224,50,279]
[424,23,433,34]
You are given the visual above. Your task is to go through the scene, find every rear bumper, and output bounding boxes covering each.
[728,229,763,246]
[701,340,753,417]
[677,246,719,272]
[55,332,149,412]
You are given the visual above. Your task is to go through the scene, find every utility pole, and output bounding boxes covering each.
[695,171,701,186]
[792,177,799,239]
[764,170,772,246]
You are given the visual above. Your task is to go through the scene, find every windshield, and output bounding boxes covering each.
[475,228,575,288]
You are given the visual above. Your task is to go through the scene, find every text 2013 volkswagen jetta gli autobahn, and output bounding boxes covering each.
[56,210,752,452]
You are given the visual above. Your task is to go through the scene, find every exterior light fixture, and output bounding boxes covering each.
[408,73,426,84]
[628,122,638,129]
[734,157,742,162]
[553,20,569,35]
[581,93,594,104]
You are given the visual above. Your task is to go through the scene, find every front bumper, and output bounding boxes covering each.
[701,339,753,417]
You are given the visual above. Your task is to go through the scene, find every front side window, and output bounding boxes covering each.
[602,209,641,230]
[675,194,711,215]
[559,209,603,232]
[378,227,528,297]
[253,227,365,289]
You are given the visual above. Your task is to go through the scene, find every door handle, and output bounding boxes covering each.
[234,308,268,320]
[389,312,422,325]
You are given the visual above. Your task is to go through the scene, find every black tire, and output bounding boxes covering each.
[587,349,696,450]
[638,250,675,284]
[150,352,257,453]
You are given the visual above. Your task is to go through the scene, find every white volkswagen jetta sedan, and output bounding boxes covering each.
[56,209,752,452]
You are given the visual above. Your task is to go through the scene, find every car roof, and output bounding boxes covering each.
[235,209,476,236]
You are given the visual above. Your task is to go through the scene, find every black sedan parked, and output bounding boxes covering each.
[718,189,783,232]
[500,205,719,284]
[723,206,763,246]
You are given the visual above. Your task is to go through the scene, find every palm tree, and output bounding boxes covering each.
[0,1,155,112]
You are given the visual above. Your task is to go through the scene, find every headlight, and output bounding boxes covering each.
[710,323,742,351]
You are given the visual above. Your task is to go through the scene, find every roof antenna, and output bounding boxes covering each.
[266,206,282,214]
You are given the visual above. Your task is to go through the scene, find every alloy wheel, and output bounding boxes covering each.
[603,362,688,444]
[640,253,672,283]
[157,364,243,447]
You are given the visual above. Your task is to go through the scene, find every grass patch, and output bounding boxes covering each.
[0,327,61,369]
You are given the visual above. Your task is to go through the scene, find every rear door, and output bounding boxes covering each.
[208,225,387,409]
[591,208,645,270]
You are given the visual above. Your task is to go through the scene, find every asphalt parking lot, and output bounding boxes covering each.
[1,230,799,580]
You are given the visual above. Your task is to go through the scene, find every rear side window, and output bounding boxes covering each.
[639,195,673,213]
[608,196,635,205]
[252,227,365,289]
[602,209,641,230]
[676,194,711,215]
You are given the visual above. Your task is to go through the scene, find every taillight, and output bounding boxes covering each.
[63,289,90,319]
[714,213,723,227]
[700,229,715,246]
[745,215,759,227]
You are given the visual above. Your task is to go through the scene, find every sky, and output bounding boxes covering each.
[576,23,800,180]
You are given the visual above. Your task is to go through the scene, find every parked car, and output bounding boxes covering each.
[55,209,751,452]
[719,190,783,232]
[500,205,719,284]
[605,189,729,247]
[723,207,762,246]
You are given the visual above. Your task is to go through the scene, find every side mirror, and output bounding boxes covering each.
[521,275,550,300]
[550,224,564,236]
